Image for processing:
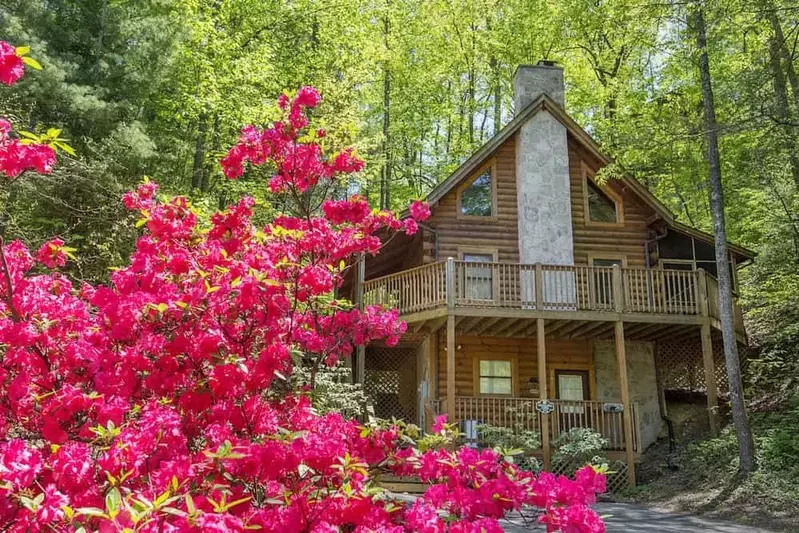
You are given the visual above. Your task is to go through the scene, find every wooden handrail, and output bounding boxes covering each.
[361,260,741,324]
[441,397,640,453]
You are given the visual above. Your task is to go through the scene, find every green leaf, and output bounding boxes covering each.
[17,131,41,141]
[22,56,42,70]
[46,128,62,139]
[76,507,108,518]
[15,46,31,56]
[54,141,76,156]
[105,487,122,515]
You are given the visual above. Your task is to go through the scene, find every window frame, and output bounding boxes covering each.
[474,355,518,397]
[457,247,499,302]
[554,370,590,401]
[548,363,596,401]
[456,159,498,221]
[582,163,624,227]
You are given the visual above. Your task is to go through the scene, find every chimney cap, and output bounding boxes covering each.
[537,59,558,67]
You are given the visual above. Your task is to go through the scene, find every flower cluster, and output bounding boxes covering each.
[0,42,56,179]
[221,87,364,192]
[0,42,24,86]
[0,80,605,532]
[0,118,56,178]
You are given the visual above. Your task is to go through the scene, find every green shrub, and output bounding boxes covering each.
[553,427,609,467]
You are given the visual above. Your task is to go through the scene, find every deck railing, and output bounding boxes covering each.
[447,396,640,452]
[363,260,705,318]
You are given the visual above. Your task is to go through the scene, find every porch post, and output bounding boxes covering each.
[614,320,636,488]
[446,315,456,419]
[355,254,366,384]
[697,270,719,436]
[446,258,456,419]
[537,317,551,470]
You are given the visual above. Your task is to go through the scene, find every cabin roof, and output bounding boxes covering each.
[420,94,756,262]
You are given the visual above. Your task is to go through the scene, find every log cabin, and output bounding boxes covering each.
[351,62,754,488]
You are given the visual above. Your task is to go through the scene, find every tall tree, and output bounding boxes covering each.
[691,0,756,473]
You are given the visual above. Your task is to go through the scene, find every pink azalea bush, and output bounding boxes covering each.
[0,45,606,532]
[0,42,56,179]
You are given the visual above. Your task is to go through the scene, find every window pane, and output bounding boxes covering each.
[463,254,494,300]
[592,259,621,307]
[480,377,512,395]
[592,258,622,268]
[480,360,511,377]
[461,170,493,216]
[558,374,585,401]
[463,253,494,263]
[587,180,617,223]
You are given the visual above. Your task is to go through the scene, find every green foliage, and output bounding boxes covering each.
[292,362,367,419]
[477,402,540,471]
[553,427,609,467]
[760,399,799,481]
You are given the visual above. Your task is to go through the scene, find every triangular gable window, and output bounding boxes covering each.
[460,168,493,217]
[587,180,618,223]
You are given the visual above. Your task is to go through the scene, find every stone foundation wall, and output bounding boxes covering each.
[593,340,661,450]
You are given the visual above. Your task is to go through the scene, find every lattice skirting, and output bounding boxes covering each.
[364,346,418,422]
[550,459,630,494]
[656,332,727,394]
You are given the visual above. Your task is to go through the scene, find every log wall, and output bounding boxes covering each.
[425,135,520,263]
[436,334,592,399]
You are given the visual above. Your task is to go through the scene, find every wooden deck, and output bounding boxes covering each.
[362,259,744,338]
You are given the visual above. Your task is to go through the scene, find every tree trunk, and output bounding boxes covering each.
[692,3,756,473]
[491,57,502,135]
[766,15,799,187]
[380,12,391,210]
[201,114,221,193]
[191,112,208,191]
[766,10,799,111]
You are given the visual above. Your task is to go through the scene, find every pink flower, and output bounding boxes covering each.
[0,42,25,86]
[431,414,448,434]
[0,439,42,489]
[293,86,322,108]
[36,238,68,268]
[409,200,431,221]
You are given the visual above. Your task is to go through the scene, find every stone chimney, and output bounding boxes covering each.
[513,61,565,110]
[514,61,574,269]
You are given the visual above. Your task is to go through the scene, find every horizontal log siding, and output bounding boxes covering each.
[425,135,519,263]
[436,334,590,399]
[569,138,654,269]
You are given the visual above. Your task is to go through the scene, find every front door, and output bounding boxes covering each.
[555,370,589,419]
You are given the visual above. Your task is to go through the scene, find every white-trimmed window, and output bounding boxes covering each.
[462,252,495,300]
[478,359,513,395]
[458,162,496,218]
[582,165,623,226]
[587,180,618,223]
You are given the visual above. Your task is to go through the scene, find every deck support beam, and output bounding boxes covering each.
[615,321,636,488]
[537,317,551,470]
[446,315,456,419]
[446,258,456,419]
